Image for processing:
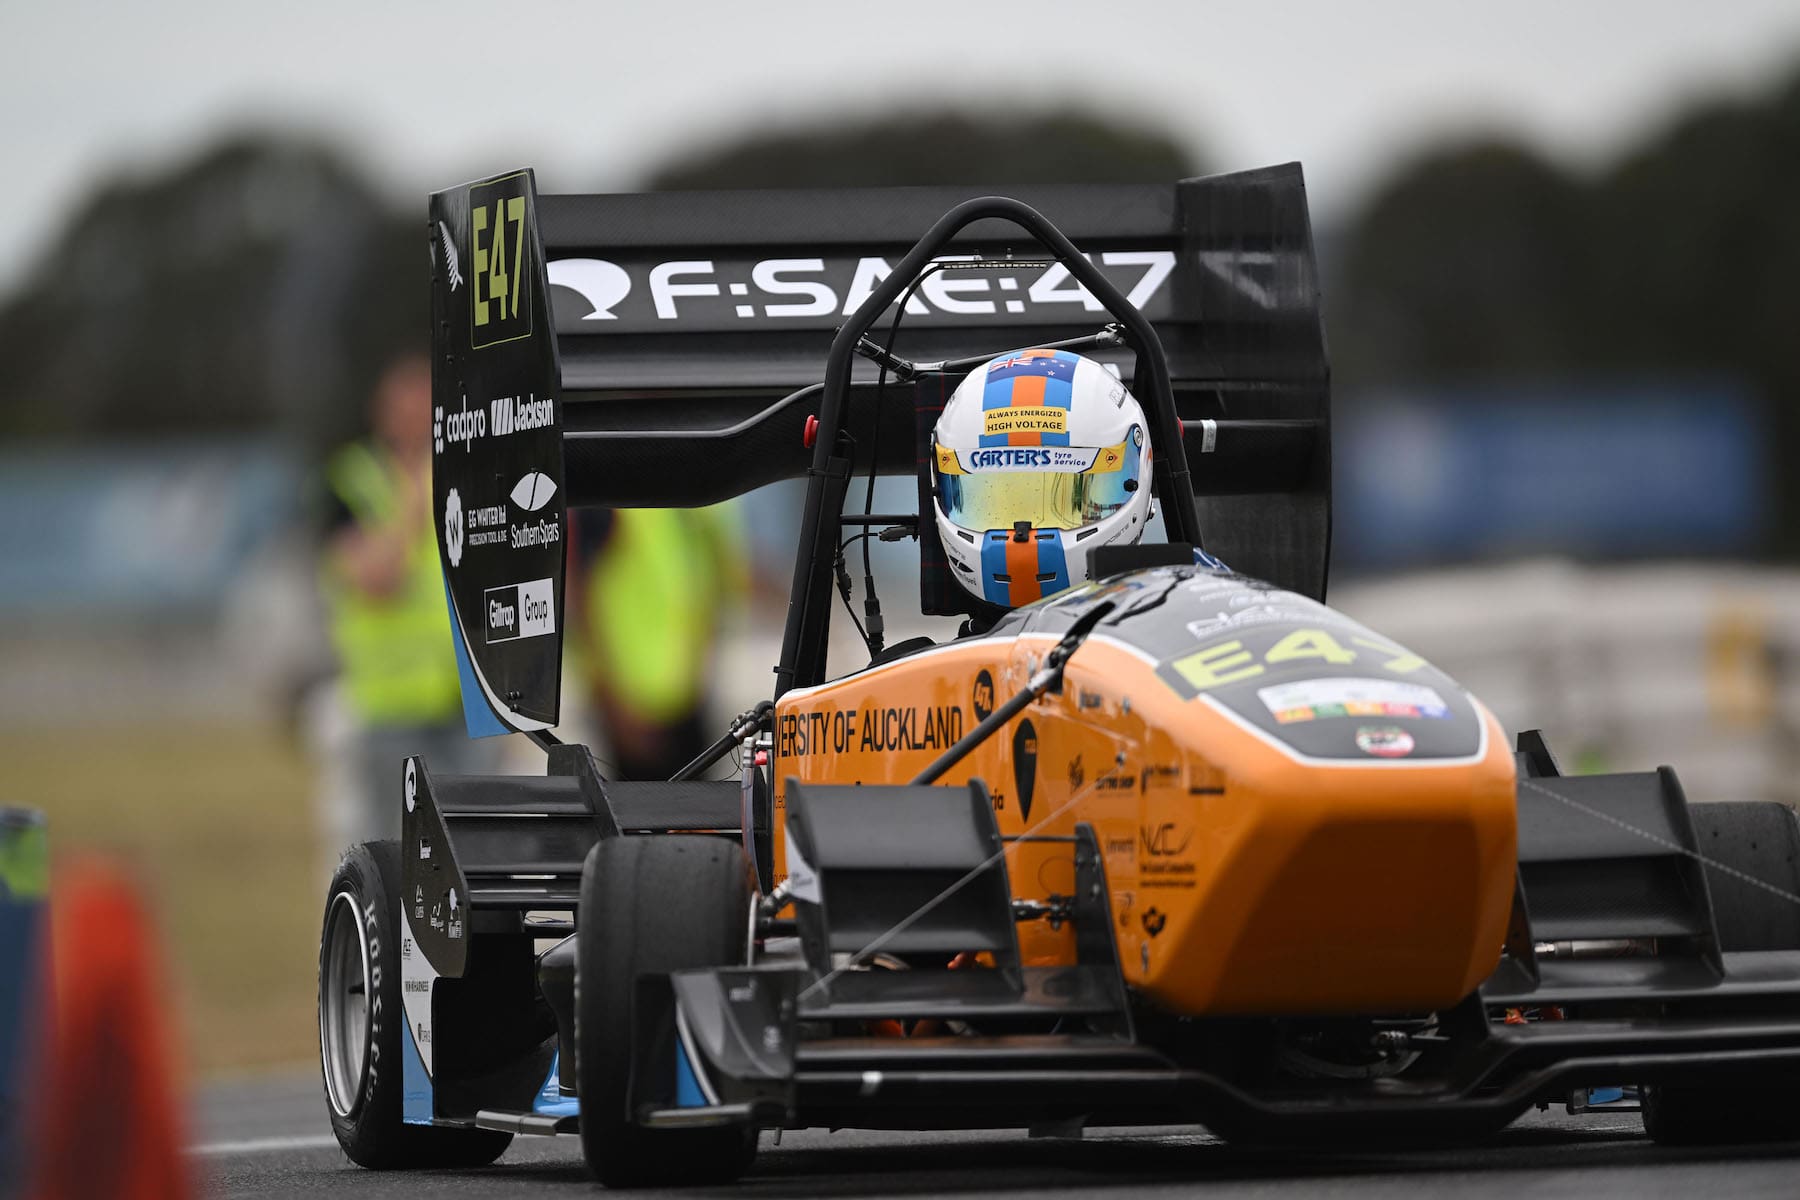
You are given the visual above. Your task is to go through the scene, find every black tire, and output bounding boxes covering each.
[319,840,513,1169]
[1642,1082,1800,1146]
[1640,802,1800,1145]
[576,835,758,1187]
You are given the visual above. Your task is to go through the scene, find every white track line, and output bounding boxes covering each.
[189,1134,340,1156]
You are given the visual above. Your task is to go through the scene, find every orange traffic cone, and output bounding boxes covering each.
[26,858,190,1200]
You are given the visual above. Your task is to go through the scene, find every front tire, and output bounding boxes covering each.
[318,840,512,1169]
[576,835,757,1187]
[1640,801,1800,1146]
[1642,1084,1800,1146]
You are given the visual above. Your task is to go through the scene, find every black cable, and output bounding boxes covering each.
[835,530,881,659]
[858,265,945,658]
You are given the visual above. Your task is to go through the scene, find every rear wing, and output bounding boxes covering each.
[429,166,1330,734]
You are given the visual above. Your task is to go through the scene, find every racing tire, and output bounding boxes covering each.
[319,840,513,1169]
[576,835,758,1187]
[1641,1083,1800,1146]
[1641,801,1800,1146]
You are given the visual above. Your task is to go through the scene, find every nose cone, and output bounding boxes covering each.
[1009,567,1518,1015]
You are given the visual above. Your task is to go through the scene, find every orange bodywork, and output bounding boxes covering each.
[771,623,1517,1019]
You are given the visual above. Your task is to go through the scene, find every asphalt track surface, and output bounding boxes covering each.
[193,1070,1800,1199]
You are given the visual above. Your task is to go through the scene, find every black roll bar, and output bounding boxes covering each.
[773,196,1204,696]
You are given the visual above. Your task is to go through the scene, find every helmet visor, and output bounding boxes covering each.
[934,437,1142,532]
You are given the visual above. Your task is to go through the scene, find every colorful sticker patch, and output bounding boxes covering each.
[1355,726,1416,758]
[1257,677,1450,725]
[957,446,1097,473]
[982,406,1067,438]
[980,350,1077,448]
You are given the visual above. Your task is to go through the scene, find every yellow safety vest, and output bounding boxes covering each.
[582,507,744,724]
[322,443,462,725]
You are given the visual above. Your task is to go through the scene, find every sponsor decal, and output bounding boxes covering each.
[404,758,417,813]
[547,257,630,320]
[960,446,1098,473]
[1142,763,1181,790]
[489,392,556,436]
[466,495,509,550]
[510,519,560,551]
[544,249,1178,327]
[776,706,966,756]
[436,220,462,292]
[435,393,555,454]
[1096,773,1138,791]
[1140,823,1197,890]
[784,827,821,904]
[1012,719,1038,823]
[439,393,486,453]
[777,709,851,757]
[510,471,557,512]
[361,899,383,1108]
[1189,762,1227,796]
[418,837,431,861]
[1077,689,1104,710]
[1069,753,1086,790]
[1141,823,1192,857]
[1355,726,1416,758]
[443,489,464,567]
[484,578,556,644]
[1166,626,1428,694]
[469,172,533,349]
[1141,906,1166,937]
[447,887,461,940]
[1104,833,1134,862]
[981,407,1067,438]
[1259,677,1451,725]
[972,669,995,721]
[906,709,968,752]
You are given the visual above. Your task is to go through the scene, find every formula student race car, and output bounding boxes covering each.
[317,165,1800,1185]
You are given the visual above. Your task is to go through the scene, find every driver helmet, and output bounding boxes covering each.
[931,348,1151,607]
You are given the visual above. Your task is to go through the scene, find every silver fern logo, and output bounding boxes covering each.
[438,220,463,292]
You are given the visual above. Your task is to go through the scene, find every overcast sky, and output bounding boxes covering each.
[1,0,1797,289]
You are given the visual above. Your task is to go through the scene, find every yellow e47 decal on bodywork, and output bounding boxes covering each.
[1169,628,1426,692]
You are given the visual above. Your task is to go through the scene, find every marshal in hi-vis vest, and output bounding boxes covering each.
[322,443,461,725]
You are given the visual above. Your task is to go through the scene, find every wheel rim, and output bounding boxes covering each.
[320,891,372,1117]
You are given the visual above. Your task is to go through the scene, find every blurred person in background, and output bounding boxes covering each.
[312,354,495,859]
[571,507,747,780]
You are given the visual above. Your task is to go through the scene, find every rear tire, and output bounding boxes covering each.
[319,840,513,1169]
[576,835,758,1187]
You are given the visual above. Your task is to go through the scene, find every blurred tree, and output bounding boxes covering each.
[0,134,419,455]
[1334,65,1800,557]
[1332,140,1590,385]
[646,108,1203,189]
